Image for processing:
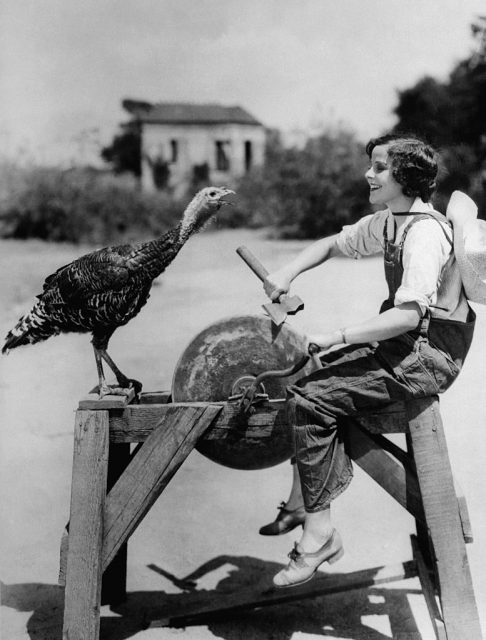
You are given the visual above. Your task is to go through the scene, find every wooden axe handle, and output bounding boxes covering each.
[236,246,269,282]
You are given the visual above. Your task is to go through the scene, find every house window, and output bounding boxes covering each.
[170,139,178,163]
[244,140,253,171]
[215,140,230,171]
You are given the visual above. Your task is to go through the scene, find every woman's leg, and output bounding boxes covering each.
[285,459,304,510]
[259,458,306,536]
[260,344,375,535]
[274,343,415,586]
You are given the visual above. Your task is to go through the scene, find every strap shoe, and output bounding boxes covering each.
[259,502,306,536]
[273,528,344,588]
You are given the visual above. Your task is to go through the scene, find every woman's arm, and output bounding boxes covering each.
[308,302,422,351]
[264,234,343,299]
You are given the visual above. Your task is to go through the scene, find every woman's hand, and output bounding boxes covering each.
[306,331,345,354]
[264,268,293,301]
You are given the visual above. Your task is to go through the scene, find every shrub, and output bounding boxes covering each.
[233,128,370,238]
[0,164,185,244]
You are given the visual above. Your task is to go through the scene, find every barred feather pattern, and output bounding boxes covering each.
[3,225,185,353]
[2,186,229,356]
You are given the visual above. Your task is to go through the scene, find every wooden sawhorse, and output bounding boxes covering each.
[61,391,483,640]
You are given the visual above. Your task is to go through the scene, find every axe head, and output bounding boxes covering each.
[262,294,304,326]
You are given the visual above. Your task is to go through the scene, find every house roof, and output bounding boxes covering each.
[122,99,263,126]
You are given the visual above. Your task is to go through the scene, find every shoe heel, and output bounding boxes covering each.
[327,547,344,565]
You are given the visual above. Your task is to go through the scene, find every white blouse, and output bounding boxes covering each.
[336,198,469,322]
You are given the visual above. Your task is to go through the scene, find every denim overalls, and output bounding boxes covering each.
[288,212,475,513]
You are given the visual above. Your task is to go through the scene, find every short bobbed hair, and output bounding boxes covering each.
[366,134,438,202]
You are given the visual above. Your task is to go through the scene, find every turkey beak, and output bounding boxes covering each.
[220,189,236,206]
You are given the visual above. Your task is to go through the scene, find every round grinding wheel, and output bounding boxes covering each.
[172,315,312,470]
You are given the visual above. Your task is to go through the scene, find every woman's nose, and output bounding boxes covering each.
[365,166,374,180]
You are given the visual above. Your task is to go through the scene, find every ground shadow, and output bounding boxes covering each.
[2,555,424,640]
[1,581,64,639]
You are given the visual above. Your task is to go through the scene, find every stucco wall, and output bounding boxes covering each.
[141,122,265,195]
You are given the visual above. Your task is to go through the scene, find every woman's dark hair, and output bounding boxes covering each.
[366,134,438,202]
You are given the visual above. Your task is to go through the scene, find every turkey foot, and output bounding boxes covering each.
[97,379,142,398]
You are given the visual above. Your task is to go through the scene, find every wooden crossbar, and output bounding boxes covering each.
[62,393,482,640]
[345,421,426,524]
[103,404,222,569]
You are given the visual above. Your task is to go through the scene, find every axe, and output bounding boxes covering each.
[236,245,304,325]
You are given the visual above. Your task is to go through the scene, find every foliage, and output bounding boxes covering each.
[100,125,141,176]
[232,128,370,238]
[0,163,184,244]
[393,50,486,215]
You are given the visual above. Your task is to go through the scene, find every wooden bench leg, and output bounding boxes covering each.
[102,404,222,570]
[63,410,109,640]
[407,397,482,640]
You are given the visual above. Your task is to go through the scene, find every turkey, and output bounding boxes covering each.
[3,186,234,397]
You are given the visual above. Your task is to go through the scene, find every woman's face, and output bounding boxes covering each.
[365,144,411,211]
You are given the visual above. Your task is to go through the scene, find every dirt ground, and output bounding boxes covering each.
[1,228,485,640]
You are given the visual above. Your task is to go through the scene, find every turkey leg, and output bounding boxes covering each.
[92,345,142,398]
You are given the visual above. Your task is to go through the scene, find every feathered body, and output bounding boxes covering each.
[3,186,234,395]
[3,228,182,350]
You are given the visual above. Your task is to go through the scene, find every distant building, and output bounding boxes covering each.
[122,99,266,196]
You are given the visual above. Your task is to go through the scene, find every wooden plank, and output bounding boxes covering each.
[407,396,483,640]
[363,430,411,468]
[63,410,109,640]
[345,421,425,524]
[356,401,410,433]
[411,535,447,640]
[149,561,418,628]
[139,390,172,404]
[102,404,222,569]
[78,387,136,410]
[108,400,285,443]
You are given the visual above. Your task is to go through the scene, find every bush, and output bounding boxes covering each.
[0,164,185,244]
[232,128,370,238]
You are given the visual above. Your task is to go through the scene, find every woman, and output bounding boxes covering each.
[264,133,475,588]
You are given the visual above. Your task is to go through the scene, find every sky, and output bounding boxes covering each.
[1,0,485,165]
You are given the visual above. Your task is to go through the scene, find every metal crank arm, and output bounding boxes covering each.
[239,354,311,413]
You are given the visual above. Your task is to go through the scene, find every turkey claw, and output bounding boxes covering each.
[127,379,143,396]
[97,380,142,399]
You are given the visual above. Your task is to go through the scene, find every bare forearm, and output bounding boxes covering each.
[277,235,341,282]
[309,303,422,351]
[343,303,422,343]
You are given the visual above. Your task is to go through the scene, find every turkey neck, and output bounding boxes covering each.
[127,224,185,281]
[128,201,214,282]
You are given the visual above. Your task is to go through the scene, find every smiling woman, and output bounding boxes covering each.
[366,135,439,209]
[257,133,477,588]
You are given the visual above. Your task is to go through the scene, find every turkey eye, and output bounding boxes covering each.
[209,191,216,197]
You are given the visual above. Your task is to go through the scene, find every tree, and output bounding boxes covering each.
[392,22,486,211]
[234,127,370,238]
[101,124,142,177]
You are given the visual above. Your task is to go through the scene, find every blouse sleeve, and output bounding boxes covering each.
[336,210,387,259]
[394,219,452,314]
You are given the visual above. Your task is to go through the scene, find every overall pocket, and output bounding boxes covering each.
[377,333,436,396]
[417,338,460,394]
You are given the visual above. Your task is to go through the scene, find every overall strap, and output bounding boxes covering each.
[401,212,453,250]
[383,211,452,249]
[400,213,453,337]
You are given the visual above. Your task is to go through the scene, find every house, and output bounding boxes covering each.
[122,99,266,196]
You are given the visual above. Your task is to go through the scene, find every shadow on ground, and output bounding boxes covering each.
[2,555,423,640]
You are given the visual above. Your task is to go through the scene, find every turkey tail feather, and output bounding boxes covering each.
[2,304,57,354]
